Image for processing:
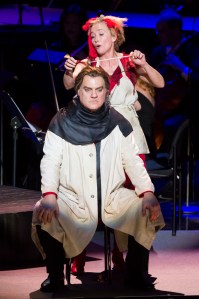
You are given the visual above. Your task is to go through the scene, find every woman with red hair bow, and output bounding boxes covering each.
[63,14,164,285]
[64,15,164,154]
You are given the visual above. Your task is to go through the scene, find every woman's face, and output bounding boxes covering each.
[90,22,116,56]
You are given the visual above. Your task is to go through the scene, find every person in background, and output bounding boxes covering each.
[31,66,165,292]
[50,3,89,109]
[150,8,199,156]
[63,14,164,273]
[135,77,157,160]
[13,1,90,189]
[51,3,88,59]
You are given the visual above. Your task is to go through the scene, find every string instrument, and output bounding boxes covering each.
[153,37,191,148]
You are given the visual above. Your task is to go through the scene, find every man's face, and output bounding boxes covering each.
[77,75,108,112]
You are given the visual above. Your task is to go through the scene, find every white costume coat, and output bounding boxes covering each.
[32,125,164,259]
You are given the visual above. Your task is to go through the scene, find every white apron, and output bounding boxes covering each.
[96,57,149,154]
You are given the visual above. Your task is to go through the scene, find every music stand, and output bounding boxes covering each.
[0,90,44,187]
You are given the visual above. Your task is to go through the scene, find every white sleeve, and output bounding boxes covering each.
[40,130,63,195]
[122,133,154,195]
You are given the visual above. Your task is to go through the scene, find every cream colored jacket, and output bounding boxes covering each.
[32,125,164,258]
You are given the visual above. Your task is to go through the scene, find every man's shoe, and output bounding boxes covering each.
[40,276,65,292]
[124,272,157,291]
[112,247,126,271]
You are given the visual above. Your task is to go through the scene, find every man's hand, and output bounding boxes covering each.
[35,194,59,224]
[142,192,161,222]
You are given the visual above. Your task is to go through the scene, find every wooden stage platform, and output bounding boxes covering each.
[0,185,40,214]
[0,185,42,268]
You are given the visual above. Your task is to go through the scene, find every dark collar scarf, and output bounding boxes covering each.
[48,97,133,145]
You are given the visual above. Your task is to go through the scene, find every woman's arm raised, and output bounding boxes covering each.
[63,56,88,89]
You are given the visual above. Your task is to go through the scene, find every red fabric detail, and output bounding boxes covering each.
[123,154,146,190]
[120,55,137,85]
[103,18,120,29]
[71,249,86,272]
[109,66,122,92]
[82,17,101,59]
[139,191,154,198]
[108,54,137,92]
[43,192,57,198]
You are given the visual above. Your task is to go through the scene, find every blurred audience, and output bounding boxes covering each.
[51,3,88,58]
[21,4,90,189]
[50,3,89,108]
[150,8,199,158]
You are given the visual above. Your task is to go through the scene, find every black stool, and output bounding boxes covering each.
[65,224,112,285]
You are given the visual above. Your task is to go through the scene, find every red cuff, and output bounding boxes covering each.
[139,191,154,198]
[43,192,57,198]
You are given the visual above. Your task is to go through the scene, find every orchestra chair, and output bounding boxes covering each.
[147,119,191,236]
[65,224,112,285]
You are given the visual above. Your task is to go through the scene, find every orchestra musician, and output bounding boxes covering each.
[150,8,199,156]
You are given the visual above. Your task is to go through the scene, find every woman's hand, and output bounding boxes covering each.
[64,55,77,73]
[63,56,87,89]
[35,194,59,224]
[130,50,147,67]
[130,50,165,88]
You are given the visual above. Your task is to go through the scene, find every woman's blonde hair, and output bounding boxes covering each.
[136,77,155,98]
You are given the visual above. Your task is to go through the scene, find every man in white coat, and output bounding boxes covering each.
[32,66,165,292]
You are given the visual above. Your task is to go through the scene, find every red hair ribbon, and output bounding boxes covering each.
[82,16,121,31]
[82,17,97,31]
[88,34,98,59]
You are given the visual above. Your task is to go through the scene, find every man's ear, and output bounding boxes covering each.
[106,90,110,100]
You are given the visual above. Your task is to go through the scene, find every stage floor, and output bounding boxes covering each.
[0,230,199,298]
[0,185,199,298]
